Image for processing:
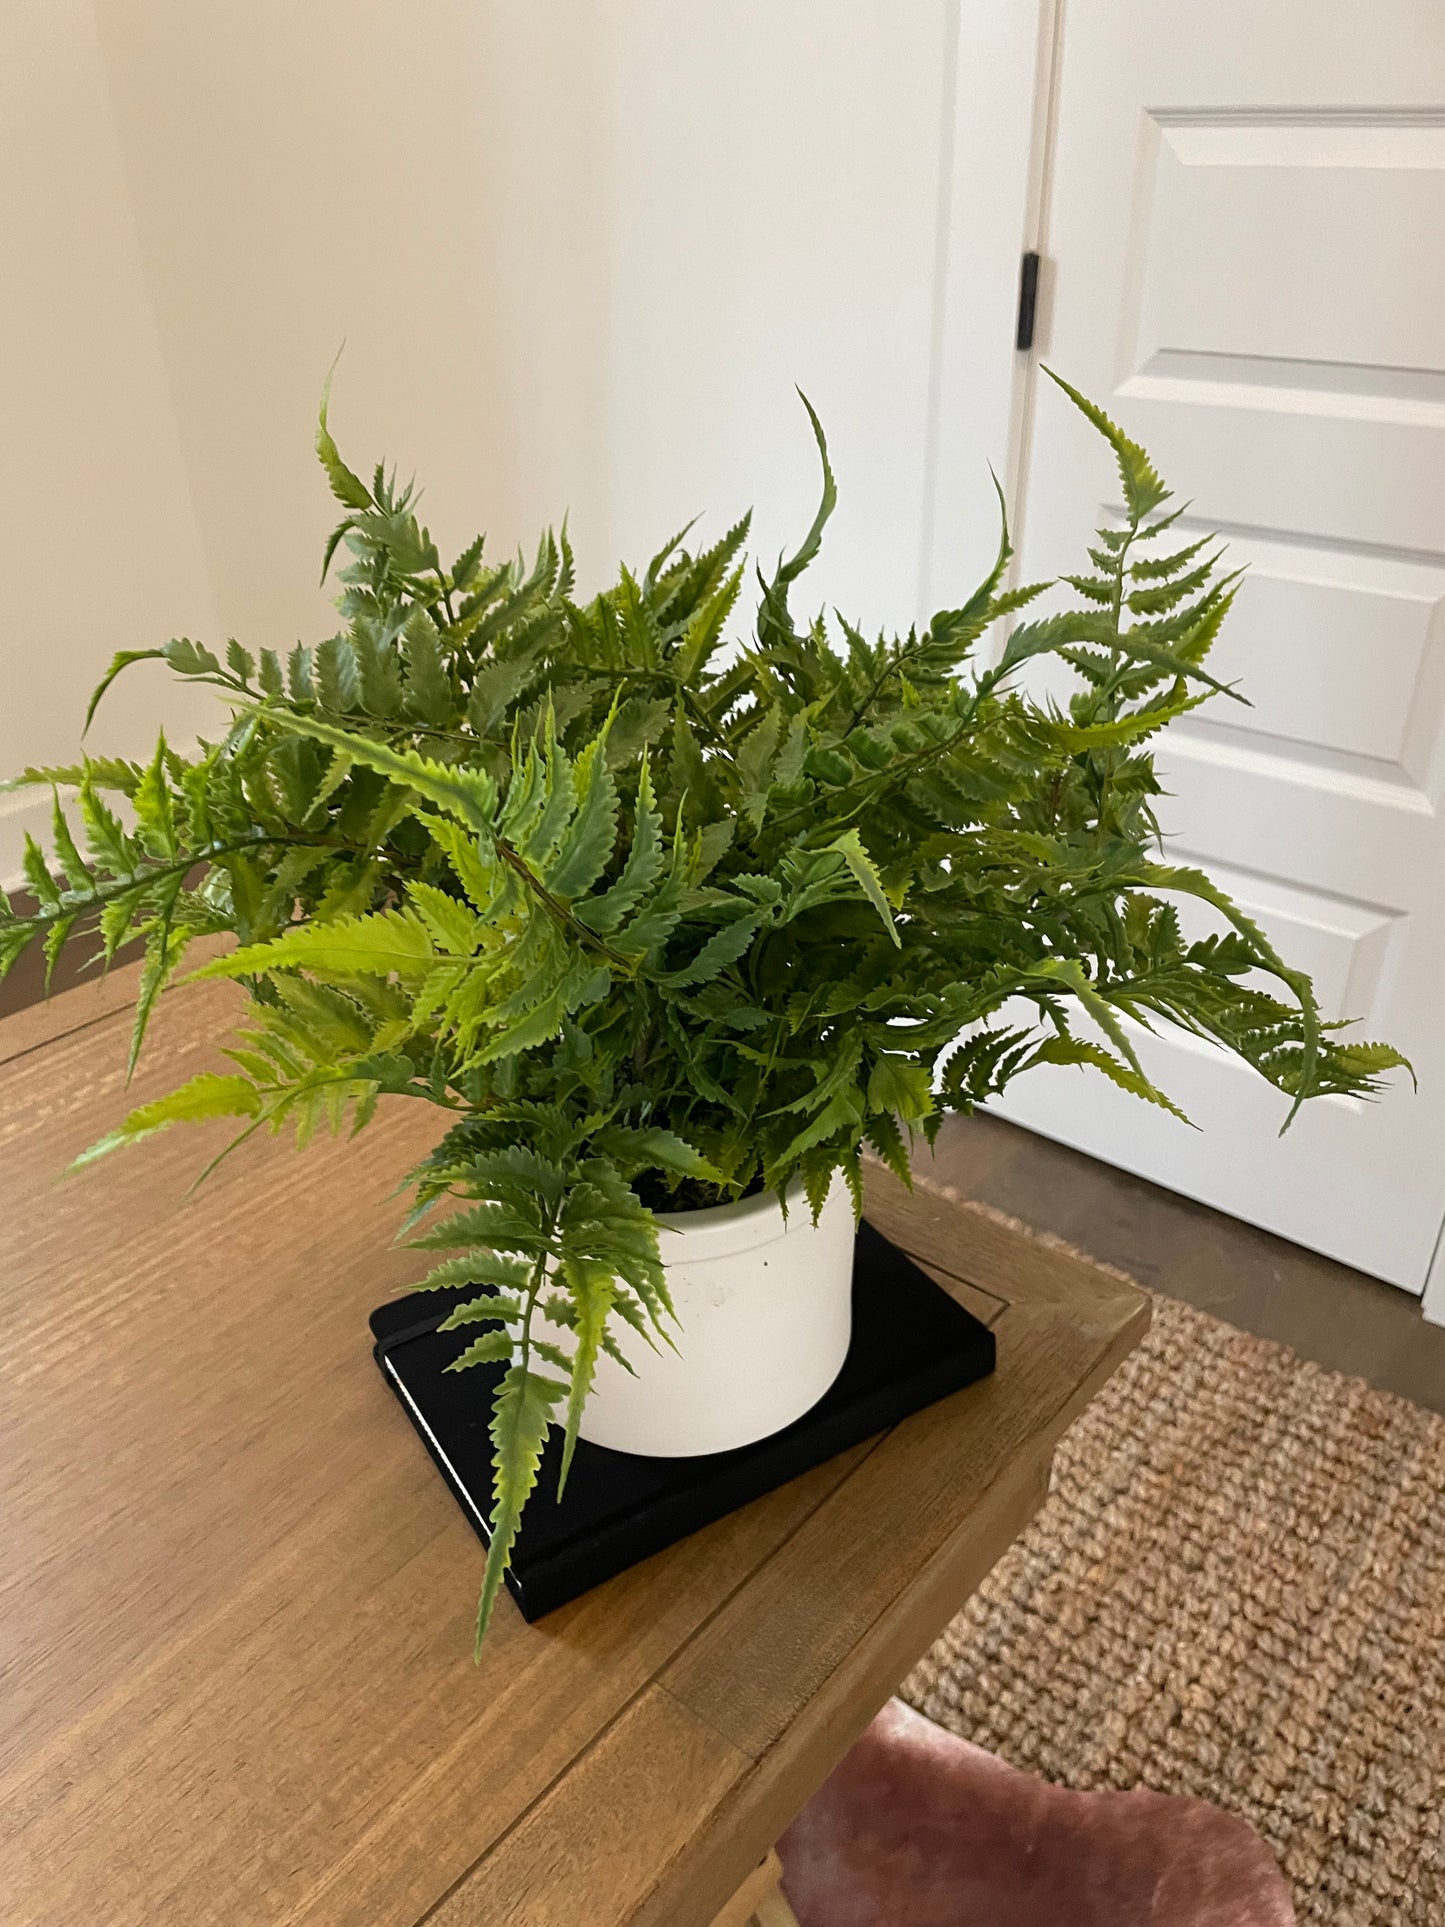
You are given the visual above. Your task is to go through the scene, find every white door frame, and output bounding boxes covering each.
[920,0,1058,612]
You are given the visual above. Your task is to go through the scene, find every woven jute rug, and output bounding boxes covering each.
[902,1257,1445,1925]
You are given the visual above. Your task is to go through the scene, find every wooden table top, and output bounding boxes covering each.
[0,969,1149,1927]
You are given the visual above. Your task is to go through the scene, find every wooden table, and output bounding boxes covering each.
[0,970,1148,1927]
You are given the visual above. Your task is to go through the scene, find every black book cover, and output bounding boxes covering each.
[370,1216,995,1620]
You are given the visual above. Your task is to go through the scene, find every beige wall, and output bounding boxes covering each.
[3,1,1035,885]
[0,0,218,884]
[93,2,614,647]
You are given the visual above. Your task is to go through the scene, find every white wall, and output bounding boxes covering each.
[4,1,1039,884]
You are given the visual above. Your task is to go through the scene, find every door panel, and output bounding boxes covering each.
[994,2,1445,1291]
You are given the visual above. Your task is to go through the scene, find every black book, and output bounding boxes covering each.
[370,1216,996,1620]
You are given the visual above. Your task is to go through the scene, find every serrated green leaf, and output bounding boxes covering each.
[287,643,315,702]
[474,1364,566,1652]
[315,635,361,713]
[661,906,766,989]
[128,874,187,1074]
[444,1329,514,1371]
[78,780,134,875]
[829,828,900,946]
[1043,368,1169,522]
[772,390,836,595]
[164,637,223,678]
[284,714,498,832]
[22,834,60,910]
[1129,535,1211,583]
[863,1108,913,1189]
[546,726,618,898]
[71,1072,262,1168]
[590,1125,720,1182]
[353,620,404,718]
[42,914,76,988]
[577,755,662,935]
[401,609,454,726]
[316,366,374,511]
[557,1254,613,1491]
[408,881,480,957]
[132,741,178,860]
[0,923,38,980]
[49,791,90,890]
[226,639,256,684]
[866,1054,933,1122]
[193,908,436,984]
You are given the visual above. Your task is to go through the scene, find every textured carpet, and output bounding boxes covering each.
[902,1284,1445,1925]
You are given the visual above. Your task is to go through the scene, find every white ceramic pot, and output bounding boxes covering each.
[576,1176,856,1458]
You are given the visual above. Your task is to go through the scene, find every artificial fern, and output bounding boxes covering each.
[0,369,1407,1650]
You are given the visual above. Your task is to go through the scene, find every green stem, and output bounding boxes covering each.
[490,838,635,973]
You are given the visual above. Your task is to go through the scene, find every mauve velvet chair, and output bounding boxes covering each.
[778,1699,1296,1927]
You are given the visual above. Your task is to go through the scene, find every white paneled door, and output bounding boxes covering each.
[993,2,1445,1296]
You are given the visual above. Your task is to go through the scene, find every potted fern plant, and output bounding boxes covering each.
[0,372,1404,1648]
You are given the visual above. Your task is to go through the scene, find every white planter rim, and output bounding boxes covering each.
[653,1180,816,1260]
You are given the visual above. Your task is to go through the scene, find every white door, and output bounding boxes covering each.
[992,0,1445,1297]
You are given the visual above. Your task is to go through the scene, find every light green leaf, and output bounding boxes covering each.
[191,908,436,984]
[71,1072,262,1169]
[0,924,39,979]
[590,1125,721,1182]
[78,780,134,875]
[283,714,499,832]
[557,1255,613,1492]
[444,1329,514,1371]
[316,365,373,511]
[866,1054,933,1122]
[401,609,454,726]
[431,1276,529,1314]
[128,874,186,1076]
[772,389,837,594]
[1043,368,1169,522]
[22,834,60,910]
[474,1364,566,1653]
[164,637,223,678]
[546,727,619,898]
[132,740,178,860]
[829,828,900,945]
[49,791,90,890]
[407,881,479,957]
[315,636,360,713]
[226,639,256,685]
[577,755,662,935]
[42,915,76,988]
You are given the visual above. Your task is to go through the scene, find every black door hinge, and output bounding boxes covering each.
[1015,250,1041,352]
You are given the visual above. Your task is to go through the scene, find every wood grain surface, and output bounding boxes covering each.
[0,977,1148,1927]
